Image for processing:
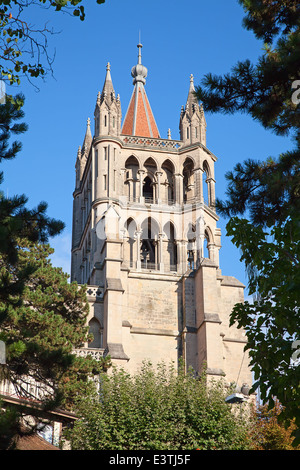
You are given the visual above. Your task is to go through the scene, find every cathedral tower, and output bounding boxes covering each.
[71,44,252,392]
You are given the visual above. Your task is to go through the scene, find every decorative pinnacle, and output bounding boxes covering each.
[106,62,111,71]
[189,73,195,92]
[131,43,148,85]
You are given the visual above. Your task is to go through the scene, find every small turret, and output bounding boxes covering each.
[94,62,122,137]
[179,74,206,145]
[82,117,92,157]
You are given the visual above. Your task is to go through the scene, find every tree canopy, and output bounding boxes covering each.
[66,362,250,450]
[0,0,108,448]
[195,0,300,445]
[0,239,110,449]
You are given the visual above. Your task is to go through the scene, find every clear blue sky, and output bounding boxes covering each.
[1,0,292,295]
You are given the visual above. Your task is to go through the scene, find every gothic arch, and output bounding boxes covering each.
[202,159,214,207]
[163,220,177,240]
[182,157,195,203]
[163,221,177,269]
[124,217,137,267]
[161,158,177,174]
[161,159,176,203]
[143,156,159,171]
[202,159,211,178]
[204,225,214,244]
[141,158,158,201]
[204,227,214,259]
[140,216,160,267]
[125,155,140,179]
[181,155,196,173]
[124,217,137,238]
[124,155,140,200]
[88,317,103,348]
[141,215,160,240]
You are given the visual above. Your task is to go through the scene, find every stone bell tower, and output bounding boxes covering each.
[71,44,252,394]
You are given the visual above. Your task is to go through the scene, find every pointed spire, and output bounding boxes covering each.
[122,43,160,138]
[82,118,92,156]
[180,74,206,144]
[101,62,115,105]
[185,73,199,114]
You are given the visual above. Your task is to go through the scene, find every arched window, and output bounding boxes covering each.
[124,218,137,267]
[162,159,175,204]
[204,234,209,259]
[125,156,139,200]
[202,160,212,206]
[143,176,153,200]
[143,157,157,203]
[141,217,159,268]
[163,221,177,270]
[183,158,195,203]
[88,318,103,348]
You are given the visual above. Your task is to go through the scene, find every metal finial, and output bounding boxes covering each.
[137,43,143,65]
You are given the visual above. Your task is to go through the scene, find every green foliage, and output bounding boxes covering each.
[226,214,300,439]
[66,362,250,450]
[195,0,300,138]
[0,88,109,447]
[194,0,300,446]
[0,240,109,411]
[215,153,299,227]
[0,399,20,450]
[0,0,106,84]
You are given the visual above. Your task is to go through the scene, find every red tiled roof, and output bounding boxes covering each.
[122,83,160,138]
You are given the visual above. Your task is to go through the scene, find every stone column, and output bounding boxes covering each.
[194,168,203,203]
[196,213,206,263]
[176,240,182,274]
[207,177,216,208]
[156,171,163,204]
[180,240,188,274]
[138,170,145,203]
[158,233,164,272]
[127,178,133,202]
[135,230,142,270]
[175,174,183,204]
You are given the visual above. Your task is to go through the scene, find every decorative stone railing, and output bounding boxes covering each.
[122,135,182,150]
[73,348,105,361]
[86,286,104,299]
